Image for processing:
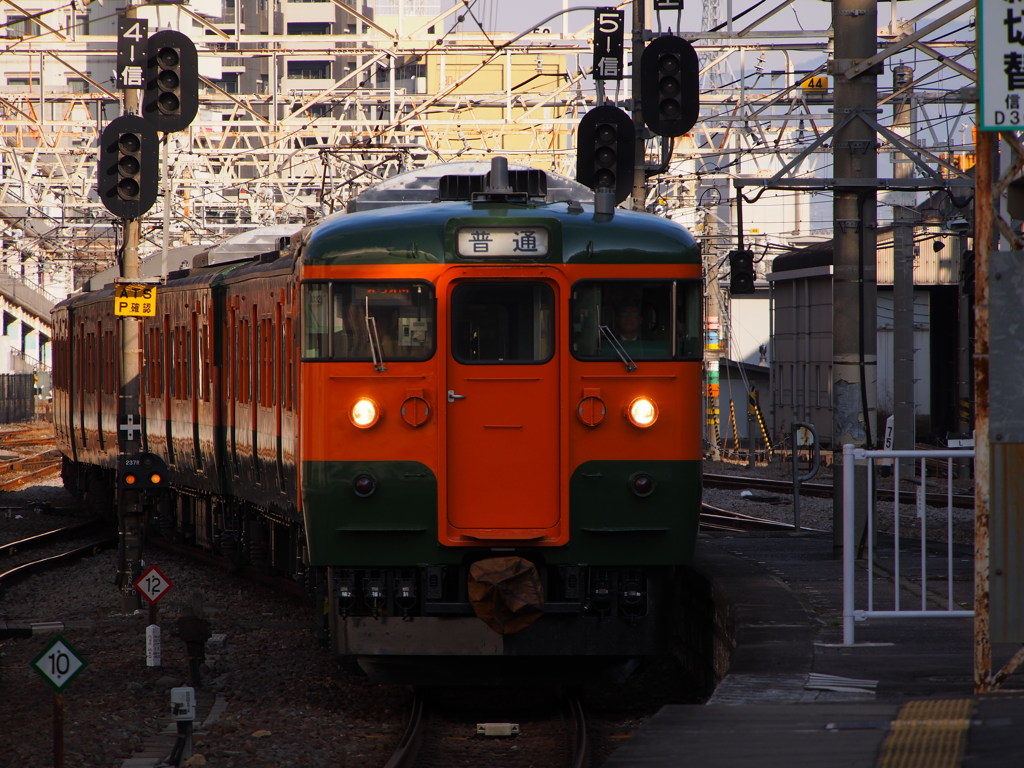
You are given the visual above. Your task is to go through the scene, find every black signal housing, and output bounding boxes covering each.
[119,452,169,490]
[729,249,757,295]
[576,105,636,205]
[142,30,199,133]
[98,115,158,219]
[640,35,699,138]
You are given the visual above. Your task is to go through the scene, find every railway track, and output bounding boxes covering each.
[384,687,588,768]
[1,422,61,492]
[0,520,116,588]
[704,471,975,509]
[700,502,826,533]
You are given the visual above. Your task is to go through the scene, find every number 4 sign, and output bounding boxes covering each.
[135,565,174,605]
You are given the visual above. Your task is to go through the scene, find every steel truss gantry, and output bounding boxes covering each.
[0,0,976,287]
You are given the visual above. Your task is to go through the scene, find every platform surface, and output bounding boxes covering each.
[603,530,1024,767]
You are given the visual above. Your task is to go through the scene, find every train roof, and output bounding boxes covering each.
[345,160,594,212]
[302,198,699,266]
[303,159,698,266]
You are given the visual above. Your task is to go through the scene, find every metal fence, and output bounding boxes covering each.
[841,443,975,645]
[0,372,36,423]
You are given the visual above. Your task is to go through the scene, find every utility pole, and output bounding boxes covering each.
[117,4,144,613]
[630,0,646,212]
[831,0,878,547]
[891,64,916,450]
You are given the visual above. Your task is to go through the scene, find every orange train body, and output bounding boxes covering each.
[53,160,704,669]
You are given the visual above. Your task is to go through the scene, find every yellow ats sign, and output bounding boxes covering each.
[114,283,157,317]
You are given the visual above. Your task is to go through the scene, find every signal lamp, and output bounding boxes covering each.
[627,396,659,428]
[353,474,377,498]
[729,249,756,295]
[350,398,380,428]
[119,452,168,490]
[640,35,699,138]
[142,30,198,133]
[630,472,655,497]
[576,105,635,205]
[98,115,158,219]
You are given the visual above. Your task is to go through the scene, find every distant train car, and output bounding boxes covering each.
[52,158,703,673]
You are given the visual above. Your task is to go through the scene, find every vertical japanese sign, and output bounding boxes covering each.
[593,9,625,81]
[116,15,148,90]
[980,0,1024,129]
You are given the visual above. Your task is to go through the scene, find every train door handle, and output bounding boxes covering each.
[447,390,466,403]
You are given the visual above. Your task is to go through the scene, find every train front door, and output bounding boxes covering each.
[444,277,562,541]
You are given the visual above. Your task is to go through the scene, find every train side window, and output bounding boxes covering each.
[301,280,435,362]
[301,283,331,358]
[675,280,703,359]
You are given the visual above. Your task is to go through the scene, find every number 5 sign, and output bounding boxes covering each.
[135,565,174,605]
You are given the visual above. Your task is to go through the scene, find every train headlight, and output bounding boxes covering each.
[627,396,658,428]
[350,397,380,428]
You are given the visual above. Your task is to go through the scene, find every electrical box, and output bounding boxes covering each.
[170,686,196,722]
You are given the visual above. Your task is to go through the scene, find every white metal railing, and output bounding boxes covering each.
[842,443,975,645]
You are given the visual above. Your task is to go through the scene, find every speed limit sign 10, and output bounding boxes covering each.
[134,564,174,605]
[32,635,88,692]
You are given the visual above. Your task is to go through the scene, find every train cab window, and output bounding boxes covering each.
[301,280,434,361]
[571,279,702,361]
[451,282,554,364]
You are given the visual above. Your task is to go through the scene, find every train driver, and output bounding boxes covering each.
[615,304,669,356]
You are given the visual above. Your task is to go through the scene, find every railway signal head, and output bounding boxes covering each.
[120,452,168,490]
[640,35,699,138]
[729,249,756,294]
[142,30,198,133]
[98,114,158,219]
[576,105,635,205]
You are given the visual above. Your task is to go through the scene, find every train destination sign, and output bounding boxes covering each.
[31,635,88,692]
[114,282,158,317]
[456,227,549,257]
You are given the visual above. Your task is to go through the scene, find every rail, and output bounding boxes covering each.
[841,444,975,645]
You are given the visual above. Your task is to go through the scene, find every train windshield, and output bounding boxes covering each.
[571,279,702,361]
[451,282,554,364]
[301,280,435,361]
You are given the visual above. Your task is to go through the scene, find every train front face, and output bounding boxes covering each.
[298,197,703,662]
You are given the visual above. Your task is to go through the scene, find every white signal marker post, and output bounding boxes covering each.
[135,565,174,666]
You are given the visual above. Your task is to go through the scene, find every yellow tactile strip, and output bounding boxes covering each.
[877,699,975,768]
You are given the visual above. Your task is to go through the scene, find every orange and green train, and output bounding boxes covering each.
[52,158,703,674]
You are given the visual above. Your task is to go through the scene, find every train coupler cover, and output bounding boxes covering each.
[467,556,544,634]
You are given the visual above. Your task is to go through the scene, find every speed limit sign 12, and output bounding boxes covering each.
[134,564,174,606]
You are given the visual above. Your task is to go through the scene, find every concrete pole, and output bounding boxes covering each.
[831,0,878,547]
[630,0,646,211]
[891,65,916,450]
[117,3,143,613]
